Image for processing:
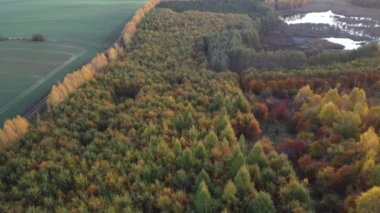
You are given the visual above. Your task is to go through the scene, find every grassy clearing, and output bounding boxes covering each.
[0,0,146,124]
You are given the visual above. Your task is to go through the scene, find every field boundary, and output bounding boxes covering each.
[0,44,86,116]
[0,58,62,66]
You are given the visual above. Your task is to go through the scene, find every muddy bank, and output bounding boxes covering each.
[261,31,345,55]
[262,0,380,53]
[280,0,380,19]
[262,22,353,54]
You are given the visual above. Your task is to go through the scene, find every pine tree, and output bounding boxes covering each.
[195,181,213,213]
[204,131,218,150]
[222,180,238,209]
[209,93,224,112]
[247,143,268,167]
[181,148,195,170]
[238,135,247,153]
[221,122,237,144]
[229,149,245,177]
[195,143,207,160]
[217,108,230,133]
[174,109,195,133]
[233,95,250,113]
[248,191,276,213]
[279,180,312,212]
[234,166,253,197]
[194,170,212,193]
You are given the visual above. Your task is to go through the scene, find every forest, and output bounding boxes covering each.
[0,0,380,212]
[350,0,380,8]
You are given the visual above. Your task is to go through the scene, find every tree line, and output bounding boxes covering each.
[265,0,310,10]
[0,0,161,148]
[351,0,380,8]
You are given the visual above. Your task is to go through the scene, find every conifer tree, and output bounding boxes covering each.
[222,180,238,209]
[234,166,253,197]
[247,143,268,167]
[248,191,276,213]
[181,148,195,170]
[229,149,245,177]
[279,180,312,212]
[204,131,218,150]
[217,108,230,133]
[238,135,247,153]
[194,170,212,193]
[195,181,213,213]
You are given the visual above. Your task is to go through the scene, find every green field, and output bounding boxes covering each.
[0,0,146,124]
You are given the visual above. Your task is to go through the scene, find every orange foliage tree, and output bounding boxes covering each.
[47,0,161,109]
[0,116,29,149]
[122,0,160,47]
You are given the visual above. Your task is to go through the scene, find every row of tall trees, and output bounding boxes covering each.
[0,0,161,149]
[122,0,160,47]
[46,0,160,109]
[46,55,106,108]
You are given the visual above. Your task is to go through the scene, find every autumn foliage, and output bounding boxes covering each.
[3,0,380,211]
[47,0,160,109]
[122,0,160,47]
[46,55,105,108]
[0,116,29,149]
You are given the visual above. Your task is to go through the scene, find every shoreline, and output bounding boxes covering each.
[280,0,380,19]
[263,0,380,53]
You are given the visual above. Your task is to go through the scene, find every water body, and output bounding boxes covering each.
[323,37,364,50]
[281,10,380,50]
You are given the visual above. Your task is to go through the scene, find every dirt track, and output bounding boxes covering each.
[281,0,380,19]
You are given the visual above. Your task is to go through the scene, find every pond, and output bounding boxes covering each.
[280,10,380,50]
[323,37,364,50]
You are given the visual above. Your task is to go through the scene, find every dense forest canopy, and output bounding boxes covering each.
[1,0,380,212]
[351,0,380,8]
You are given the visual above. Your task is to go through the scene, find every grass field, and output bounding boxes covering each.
[0,0,146,125]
